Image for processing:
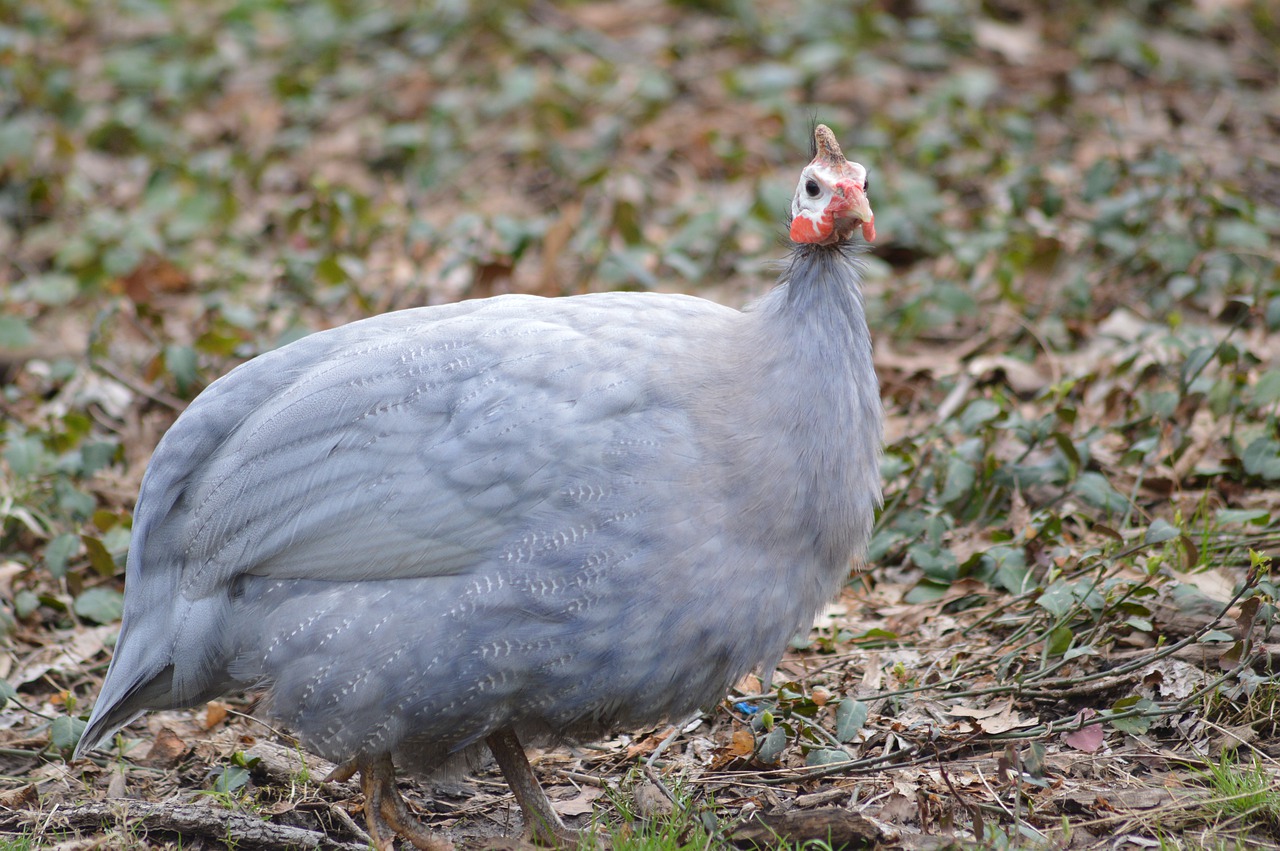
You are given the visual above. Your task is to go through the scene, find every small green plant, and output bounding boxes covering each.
[588,768,715,850]
[202,750,261,805]
[290,746,312,786]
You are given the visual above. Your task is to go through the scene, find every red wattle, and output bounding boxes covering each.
[790,215,831,243]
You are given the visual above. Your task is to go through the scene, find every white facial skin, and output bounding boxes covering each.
[790,160,875,245]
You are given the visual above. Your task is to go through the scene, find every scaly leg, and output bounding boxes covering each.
[326,753,454,851]
[486,727,587,847]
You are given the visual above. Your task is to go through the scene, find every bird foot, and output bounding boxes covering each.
[324,757,359,784]
[487,728,592,849]
[521,822,590,849]
[356,753,454,851]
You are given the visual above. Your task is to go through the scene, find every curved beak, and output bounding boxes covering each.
[837,181,876,243]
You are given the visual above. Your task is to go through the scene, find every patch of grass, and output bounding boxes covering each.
[0,833,35,851]
[587,769,716,850]
[1195,753,1280,833]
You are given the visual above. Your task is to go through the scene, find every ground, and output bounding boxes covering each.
[1,0,1279,849]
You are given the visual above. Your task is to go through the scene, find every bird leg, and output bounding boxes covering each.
[329,753,454,851]
[486,727,585,847]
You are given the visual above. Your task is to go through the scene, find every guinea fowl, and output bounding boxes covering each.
[75,124,882,849]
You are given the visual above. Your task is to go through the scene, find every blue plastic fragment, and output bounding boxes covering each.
[734,701,759,715]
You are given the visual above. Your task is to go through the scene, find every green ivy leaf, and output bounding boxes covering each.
[1047,625,1073,656]
[0,316,34,349]
[211,765,251,795]
[44,533,80,578]
[1036,580,1075,617]
[835,699,869,742]
[0,678,16,709]
[1072,472,1128,512]
[1242,438,1280,480]
[3,436,44,477]
[757,726,787,764]
[1215,509,1270,526]
[1252,370,1280,407]
[959,399,1002,433]
[14,590,40,619]
[18,274,79,306]
[1103,696,1157,735]
[804,748,851,766]
[73,587,125,624]
[164,344,199,396]
[941,455,977,505]
[1144,519,1179,544]
[51,715,87,755]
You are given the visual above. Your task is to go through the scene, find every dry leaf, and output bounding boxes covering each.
[204,701,229,730]
[142,727,188,767]
[551,786,603,818]
[1210,724,1257,755]
[625,726,676,759]
[875,792,917,824]
[0,784,37,810]
[107,766,128,797]
[1063,710,1105,753]
[974,19,1044,65]
[951,700,1037,734]
[633,781,674,819]
[729,728,755,757]
[968,354,1049,395]
[12,625,116,686]
[978,707,1038,735]
[0,561,26,601]
[948,701,1011,720]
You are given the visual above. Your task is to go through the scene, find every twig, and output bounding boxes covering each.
[7,800,370,850]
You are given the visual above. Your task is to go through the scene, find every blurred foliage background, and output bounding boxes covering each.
[4,0,1277,616]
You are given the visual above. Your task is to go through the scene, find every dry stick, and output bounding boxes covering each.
[322,800,375,847]
[784,588,1238,743]
[1059,550,1149,655]
[642,721,691,808]
[92,358,186,412]
[1063,787,1261,835]
[224,705,294,742]
[873,441,934,536]
[972,762,1017,823]
[957,534,1174,673]
[976,564,1259,702]
[988,654,1264,744]
[723,563,1266,789]
[718,738,960,787]
[11,799,370,851]
[935,742,987,839]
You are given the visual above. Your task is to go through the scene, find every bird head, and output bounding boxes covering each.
[789,124,875,246]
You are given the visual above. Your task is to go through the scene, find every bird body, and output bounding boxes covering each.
[77,125,881,848]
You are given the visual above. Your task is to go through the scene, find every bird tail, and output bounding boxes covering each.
[75,592,233,758]
[75,660,176,758]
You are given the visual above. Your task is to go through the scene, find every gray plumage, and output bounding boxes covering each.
[76,125,881,845]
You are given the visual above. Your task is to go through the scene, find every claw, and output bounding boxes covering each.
[358,753,455,851]
[486,728,588,848]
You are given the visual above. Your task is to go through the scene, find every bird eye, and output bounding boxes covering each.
[863,176,871,193]
[804,179,820,198]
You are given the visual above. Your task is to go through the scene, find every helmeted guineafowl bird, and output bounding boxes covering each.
[76,124,882,850]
